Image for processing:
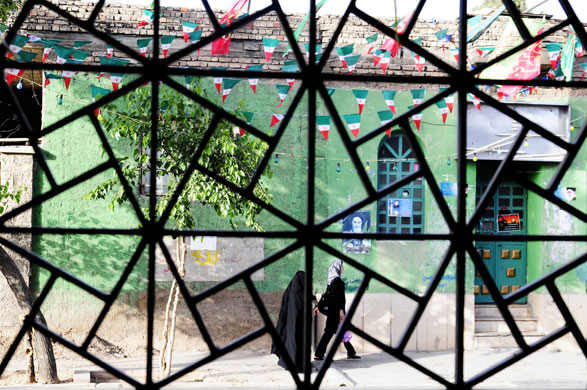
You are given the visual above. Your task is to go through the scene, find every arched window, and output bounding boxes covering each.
[377,132,425,233]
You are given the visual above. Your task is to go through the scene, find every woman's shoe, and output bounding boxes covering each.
[347,355,361,360]
[313,355,324,361]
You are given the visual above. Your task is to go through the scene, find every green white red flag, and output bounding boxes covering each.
[373,49,385,67]
[43,72,62,87]
[282,60,298,88]
[377,110,394,137]
[434,29,451,51]
[343,113,361,138]
[561,34,576,81]
[382,90,397,114]
[110,73,124,90]
[468,93,481,110]
[245,64,263,93]
[475,47,494,58]
[379,50,391,73]
[352,89,368,114]
[336,44,354,68]
[7,35,29,58]
[275,84,291,107]
[304,43,321,62]
[270,113,284,128]
[240,111,254,136]
[345,54,361,74]
[189,30,202,45]
[221,78,240,104]
[137,9,155,27]
[263,38,280,62]
[410,38,425,72]
[137,38,152,56]
[71,49,90,63]
[365,33,378,53]
[5,51,36,84]
[41,40,59,63]
[91,85,111,117]
[435,99,448,124]
[182,21,198,43]
[316,115,331,140]
[97,56,129,79]
[106,42,115,58]
[61,59,77,90]
[450,47,459,63]
[439,87,454,113]
[381,11,413,57]
[160,36,175,58]
[410,89,426,130]
[546,43,562,69]
[73,40,91,49]
[54,45,73,65]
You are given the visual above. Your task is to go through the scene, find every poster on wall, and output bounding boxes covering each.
[498,214,521,232]
[441,182,458,196]
[388,198,413,217]
[554,186,577,201]
[342,211,371,254]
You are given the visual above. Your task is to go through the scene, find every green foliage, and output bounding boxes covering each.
[0,181,26,214]
[0,0,20,23]
[85,79,272,231]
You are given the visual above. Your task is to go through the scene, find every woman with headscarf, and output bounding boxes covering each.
[272,271,315,373]
[313,260,360,360]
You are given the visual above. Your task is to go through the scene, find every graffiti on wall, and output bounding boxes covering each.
[155,236,264,281]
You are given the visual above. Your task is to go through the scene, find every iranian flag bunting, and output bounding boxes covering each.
[7,34,28,58]
[281,61,298,88]
[27,34,42,42]
[91,85,111,116]
[54,45,73,65]
[336,43,354,68]
[212,67,227,94]
[377,110,394,137]
[211,0,248,55]
[343,113,361,138]
[410,38,425,72]
[270,113,284,128]
[345,54,361,74]
[221,78,240,104]
[43,72,62,87]
[240,111,254,135]
[575,34,584,57]
[137,38,152,56]
[373,49,385,66]
[382,90,397,113]
[408,106,422,130]
[185,72,199,88]
[303,43,321,61]
[275,84,291,107]
[42,41,57,63]
[73,40,92,49]
[5,67,25,85]
[182,21,198,42]
[379,50,391,73]
[245,64,263,93]
[262,38,280,62]
[582,63,587,80]
[137,9,155,27]
[189,30,202,44]
[97,56,129,79]
[410,89,426,130]
[352,89,368,115]
[110,73,124,90]
[475,47,494,58]
[62,60,76,90]
[434,29,451,51]
[106,43,115,58]
[439,87,454,113]
[316,115,331,140]
[327,88,336,96]
[546,43,562,69]
[160,36,175,58]
[435,100,448,124]
[71,49,90,63]
[468,93,481,110]
[366,32,378,53]
[450,47,459,63]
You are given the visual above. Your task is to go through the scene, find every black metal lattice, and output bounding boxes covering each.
[1,0,586,388]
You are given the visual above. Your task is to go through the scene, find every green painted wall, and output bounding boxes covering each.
[35,75,585,301]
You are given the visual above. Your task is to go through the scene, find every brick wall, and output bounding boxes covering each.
[8,1,582,78]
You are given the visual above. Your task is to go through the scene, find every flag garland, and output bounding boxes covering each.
[336,44,354,68]
[345,54,361,74]
[246,64,263,93]
[137,9,155,27]
[5,51,37,84]
[365,33,378,53]
[409,38,425,72]
[545,43,562,69]
[43,72,63,87]
[352,89,368,114]
[343,113,361,138]
[468,93,481,110]
[435,100,448,124]
[221,78,240,104]
[91,85,111,118]
[373,49,385,67]
[275,84,291,107]
[382,90,397,114]
[303,43,321,62]
[182,21,198,43]
[240,111,254,135]
[377,110,394,137]
[410,89,426,130]
[439,87,454,113]
[160,35,175,58]
[434,28,452,51]
[316,115,331,140]
[211,67,227,94]
[7,34,29,58]
[475,47,494,58]
[270,113,284,128]
[262,38,280,62]
[137,38,152,56]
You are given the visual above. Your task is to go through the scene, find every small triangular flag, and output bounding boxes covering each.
[188,30,202,44]
[73,40,92,49]
[352,89,368,114]
[275,84,291,107]
[343,113,361,138]
[365,33,378,53]
[41,40,58,63]
[137,38,152,56]
[336,43,354,68]
[410,38,425,72]
[316,115,331,140]
[240,111,254,136]
[373,49,385,67]
[221,78,240,104]
[345,54,361,74]
[97,56,129,79]
[5,51,36,84]
[211,67,227,94]
[245,64,263,93]
[262,38,280,62]
[5,66,25,85]
[138,9,155,27]
[54,45,73,64]
[160,36,175,58]
[27,34,42,42]
[62,59,76,90]
[379,51,391,73]
[110,73,124,90]
[475,47,494,58]
[182,21,198,43]
[106,42,116,58]
[382,90,397,114]
[468,93,481,110]
[270,113,284,128]
[281,61,298,88]
[439,87,454,113]
[377,110,394,137]
[7,35,29,58]
[43,72,62,87]
[545,43,562,69]
[303,43,321,62]
[434,29,451,51]
[91,85,111,117]
[184,70,199,88]
[327,88,336,97]
[409,105,422,130]
[410,89,426,107]
[71,49,90,63]
[450,47,459,63]
[435,99,448,124]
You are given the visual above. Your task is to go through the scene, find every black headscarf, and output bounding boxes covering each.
[272,271,308,373]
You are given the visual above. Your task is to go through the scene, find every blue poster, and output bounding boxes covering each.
[441,182,458,196]
[388,199,413,217]
[342,211,371,254]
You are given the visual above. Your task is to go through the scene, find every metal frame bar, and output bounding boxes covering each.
[0,0,585,388]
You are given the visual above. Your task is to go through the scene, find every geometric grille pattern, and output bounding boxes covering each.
[0,0,586,388]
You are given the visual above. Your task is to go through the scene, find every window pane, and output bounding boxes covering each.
[513,198,523,207]
[414,228,421,233]
[389,175,397,183]
[389,217,396,224]
[414,188,422,198]
[378,162,386,172]
[499,187,510,195]
[378,214,386,224]
[378,201,386,211]
[390,136,399,153]
[402,228,410,233]
[414,202,422,211]
[379,175,387,186]
[499,198,510,207]
[401,217,411,224]
[414,215,422,224]
[402,162,411,172]
[512,187,523,195]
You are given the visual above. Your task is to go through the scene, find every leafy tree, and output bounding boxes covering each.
[0,0,20,23]
[86,79,272,376]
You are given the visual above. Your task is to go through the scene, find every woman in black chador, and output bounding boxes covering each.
[272,271,314,373]
[314,260,361,360]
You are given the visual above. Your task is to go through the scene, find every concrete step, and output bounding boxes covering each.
[474,316,538,333]
[475,304,531,318]
[474,331,546,349]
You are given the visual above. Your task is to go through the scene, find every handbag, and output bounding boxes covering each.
[317,283,334,315]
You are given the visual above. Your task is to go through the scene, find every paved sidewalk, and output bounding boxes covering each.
[1,349,586,389]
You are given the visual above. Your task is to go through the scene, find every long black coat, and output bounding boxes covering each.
[271,271,312,373]
[324,277,346,333]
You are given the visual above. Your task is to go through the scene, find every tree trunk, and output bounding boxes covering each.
[0,245,59,384]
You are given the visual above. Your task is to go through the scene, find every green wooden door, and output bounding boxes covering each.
[475,179,527,304]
